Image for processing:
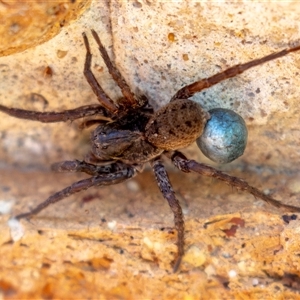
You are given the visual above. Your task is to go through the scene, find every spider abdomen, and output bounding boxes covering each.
[145,99,210,150]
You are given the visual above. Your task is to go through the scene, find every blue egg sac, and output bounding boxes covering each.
[196,108,248,164]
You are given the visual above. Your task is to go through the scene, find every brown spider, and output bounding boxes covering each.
[1,29,300,272]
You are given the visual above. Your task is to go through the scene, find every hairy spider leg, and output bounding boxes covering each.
[83,32,119,113]
[51,160,125,175]
[171,151,300,213]
[90,29,138,109]
[0,104,110,123]
[152,160,184,272]
[171,44,300,101]
[14,161,136,220]
[78,118,110,130]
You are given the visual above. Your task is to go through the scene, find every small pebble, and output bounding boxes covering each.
[0,199,14,214]
[228,269,237,278]
[8,218,24,241]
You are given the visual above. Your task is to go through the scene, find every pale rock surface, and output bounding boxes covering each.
[0,1,300,299]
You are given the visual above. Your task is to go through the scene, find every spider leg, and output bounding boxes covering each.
[51,160,125,176]
[78,118,109,130]
[90,29,138,109]
[14,164,136,220]
[0,104,111,123]
[170,151,300,213]
[151,159,184,272]
[83,32,119,113]
[171,44,300,101]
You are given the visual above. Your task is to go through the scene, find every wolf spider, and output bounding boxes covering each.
[1,29,300,272]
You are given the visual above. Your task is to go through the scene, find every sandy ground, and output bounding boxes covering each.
[1,164,300,299]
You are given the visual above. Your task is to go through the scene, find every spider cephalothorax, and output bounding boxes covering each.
[1,29,300,272]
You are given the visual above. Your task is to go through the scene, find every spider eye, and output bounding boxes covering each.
[196,108,248,164]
